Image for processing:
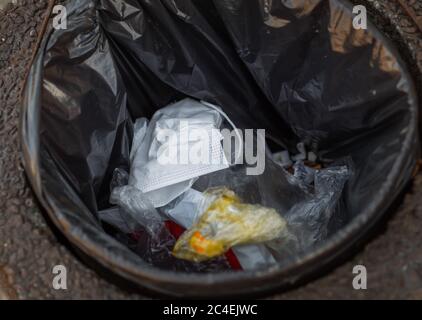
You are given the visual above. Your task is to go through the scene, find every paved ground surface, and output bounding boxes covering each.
[0,0,421,299]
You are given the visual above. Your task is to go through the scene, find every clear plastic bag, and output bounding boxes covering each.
[110,185,165,236]
[282,164,351,252]
[161,188,278,270]
[109,166,165,237]
[173,187,288,262]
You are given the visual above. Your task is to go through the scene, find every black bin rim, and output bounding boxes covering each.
[20,0,419,298]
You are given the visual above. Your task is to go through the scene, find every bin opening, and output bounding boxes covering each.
[22,0,418,294]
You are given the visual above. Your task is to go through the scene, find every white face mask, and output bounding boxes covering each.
[129,98,231,208]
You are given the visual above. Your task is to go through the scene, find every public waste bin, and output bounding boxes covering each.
[21,0,419,297]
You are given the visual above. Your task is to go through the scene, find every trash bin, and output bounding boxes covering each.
[21,0,419,297]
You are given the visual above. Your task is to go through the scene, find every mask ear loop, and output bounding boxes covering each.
[200,101,244,165]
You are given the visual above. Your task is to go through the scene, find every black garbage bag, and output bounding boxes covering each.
[21,0,418,297]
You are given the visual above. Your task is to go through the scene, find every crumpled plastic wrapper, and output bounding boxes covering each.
[279,162,352,254]
[173,188,287,262]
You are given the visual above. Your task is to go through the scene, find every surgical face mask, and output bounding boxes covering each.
[129,98,233,208]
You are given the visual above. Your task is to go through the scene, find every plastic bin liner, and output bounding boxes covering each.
[22,0,418,274]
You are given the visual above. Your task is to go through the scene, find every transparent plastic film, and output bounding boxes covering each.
[282,164,351,252]
[173,187,288,262]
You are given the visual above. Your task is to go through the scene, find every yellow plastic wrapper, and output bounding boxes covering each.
[173,188,287,262]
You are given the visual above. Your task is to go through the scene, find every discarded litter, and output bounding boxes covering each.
[106,97,351,271]
[172,187,287,262]
[126,98,230,208]
[161,188,277,270]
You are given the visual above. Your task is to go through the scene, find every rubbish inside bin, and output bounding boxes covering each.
[121,98,230,208]
[106,96,351,270]
[161,189,277,270]
[172,187,287,262]
[22,0,418,294]
[106,169,235,272]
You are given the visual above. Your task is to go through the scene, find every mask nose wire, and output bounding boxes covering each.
[200,101,244,165]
